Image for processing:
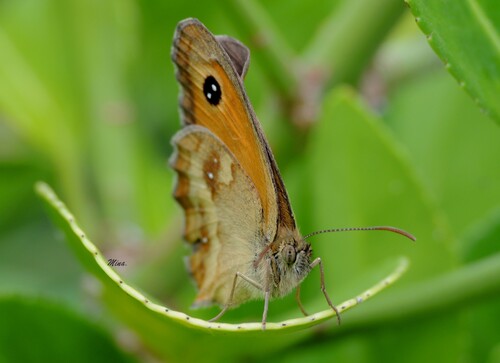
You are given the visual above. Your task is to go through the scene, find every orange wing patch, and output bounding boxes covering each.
[172,19,278,238]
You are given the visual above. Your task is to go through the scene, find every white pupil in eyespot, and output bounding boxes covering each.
[206,84,217,100]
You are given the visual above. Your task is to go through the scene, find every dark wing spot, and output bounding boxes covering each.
[203,76,222,105]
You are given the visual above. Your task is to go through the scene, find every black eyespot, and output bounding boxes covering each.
[203,76,221,105]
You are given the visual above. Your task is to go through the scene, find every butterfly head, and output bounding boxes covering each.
[267,229,312,296]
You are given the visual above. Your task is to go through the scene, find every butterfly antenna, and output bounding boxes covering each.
[304,226,416,241]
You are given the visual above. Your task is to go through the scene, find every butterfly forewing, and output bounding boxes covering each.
[172,19,279,235]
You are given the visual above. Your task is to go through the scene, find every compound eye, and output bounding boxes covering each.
[283,245,296,265]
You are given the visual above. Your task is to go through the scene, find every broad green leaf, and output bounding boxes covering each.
[0,160,43,231]
[298,86,455,287]
[0,0,175,238]
[281,251,500,362]
[0,0,93,225]
[462,207,500,263]
[0,297,134,363]
[385,70,500,236]
[0,221,83,304]
[461,213,500,362]
[36,181,408,361]
[285,86,459,362]
[269,315,464,363]
[406,0,500,123]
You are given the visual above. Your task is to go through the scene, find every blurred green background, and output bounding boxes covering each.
[1,0,500,362]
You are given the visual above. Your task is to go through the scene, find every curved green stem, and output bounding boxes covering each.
[304,0,406,85]
[222,0,297,100]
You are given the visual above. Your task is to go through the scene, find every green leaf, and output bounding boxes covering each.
[0,161,43,231]
[0,221,83,304]
[304,0,405,85]
[296,86,455,288]
[460,213,500,362]
[406,0,500,123]
[385,70,500,236]
[461,207,500,262]
[285,86,460,361]
[0,0,174,238]
[35,181,409,361]
[0,296,134,363]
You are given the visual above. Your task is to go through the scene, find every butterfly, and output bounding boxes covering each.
[169,18,415,330]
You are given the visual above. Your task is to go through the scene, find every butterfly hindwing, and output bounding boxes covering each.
[170,125,265,305]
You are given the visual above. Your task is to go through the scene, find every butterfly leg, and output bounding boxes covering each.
[310,257,341,325]
[295,284,309,316]
[209,272,263,323]
[262,288,270,331]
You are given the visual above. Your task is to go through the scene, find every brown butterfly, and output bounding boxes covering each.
[169,18,414,329]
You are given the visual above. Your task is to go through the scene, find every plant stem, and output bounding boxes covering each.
[0,28,95,229]
[68,0,139,240]
[304,0,406,86]
[222,0,297,100]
